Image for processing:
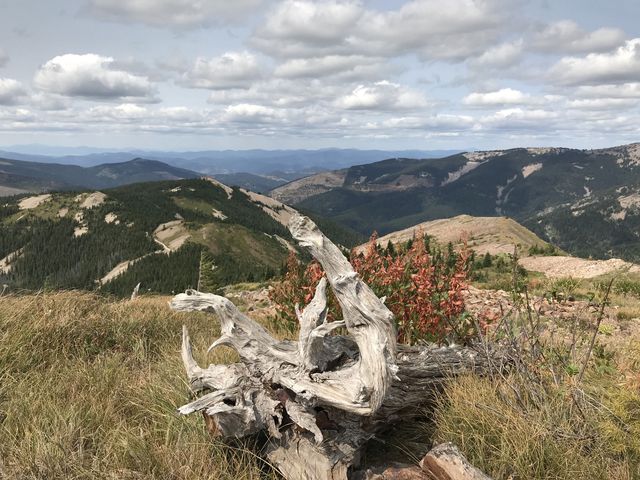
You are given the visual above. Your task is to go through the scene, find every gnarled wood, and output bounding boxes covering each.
[171,214,501,480]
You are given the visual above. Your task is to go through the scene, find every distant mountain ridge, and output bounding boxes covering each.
[272,143,640,263]
[0,157,199,196]
[0,148,463,174]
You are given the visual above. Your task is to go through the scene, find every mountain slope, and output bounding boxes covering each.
[0,178,361,296]
[360,215,553,256]
[0,157,199,195]
[279,143,640,262]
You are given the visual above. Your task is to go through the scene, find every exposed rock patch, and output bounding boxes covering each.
[104,212,119,224]
[79,191,107,209]
[18,194,51,210]
[522,162,542,178]
[441,160,485,186]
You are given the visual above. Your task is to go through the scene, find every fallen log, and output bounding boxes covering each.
[171,214,502,480]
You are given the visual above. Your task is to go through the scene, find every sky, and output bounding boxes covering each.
[0,0,639,152]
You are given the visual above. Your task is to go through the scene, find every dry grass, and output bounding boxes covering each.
[431,374,640,479]
[428,310,640,480]
[0,291,276,479]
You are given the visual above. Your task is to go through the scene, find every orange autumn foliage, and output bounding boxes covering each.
[270,232,476,345]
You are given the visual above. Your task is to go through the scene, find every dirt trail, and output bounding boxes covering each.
[153,220,190,252]
[99,220,190,285]
[519,256,640,279]
[242,189,297,227]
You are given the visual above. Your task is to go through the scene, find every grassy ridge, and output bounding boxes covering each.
[0,292,274,479]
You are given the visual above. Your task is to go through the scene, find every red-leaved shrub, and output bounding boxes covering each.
[270,233,475,345]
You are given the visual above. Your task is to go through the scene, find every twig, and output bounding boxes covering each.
[576,277,613,384]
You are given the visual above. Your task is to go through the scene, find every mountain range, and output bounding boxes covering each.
[0,157,199,196]
[0,148,462,195]
[271,143,640,262]
[0,147,461,174]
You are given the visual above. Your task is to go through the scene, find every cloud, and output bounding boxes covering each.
[531,20,625,54]
[380,114,475,131]
[253,0,364,57]
[253,0,515,62]
[566,98,639,110]
[274,55,385,79]
[480,107,558,130]
[223,103,285,124]
[87,0,264,28]
[0,78,28,105]
[337,81,429,111]
[470,40,523,69]
[71,103,212,134]
[550,38,640,86]
[29,93,71,111]
[206,78,343,108]
[34,54,158,102]
[182,51,262,90]
[355,0,511,61]
[0,49,9,68]
[576,83,640,99]
[463,88,531,106]
[0,108,36,126]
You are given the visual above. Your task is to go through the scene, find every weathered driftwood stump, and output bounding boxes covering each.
[171,215,499,480]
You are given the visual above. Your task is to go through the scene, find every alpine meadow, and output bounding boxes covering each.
[2,1,640,479]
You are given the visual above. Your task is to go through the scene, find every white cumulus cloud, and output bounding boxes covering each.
[34,54,157,102]
[253,0,515,62]
[337,81,429,111]
[531,20,626,54]
[182,52,262,90]
[470,40,523,69]
[463,88,530,106]
[274,55,384,79]
[550,38,640,86]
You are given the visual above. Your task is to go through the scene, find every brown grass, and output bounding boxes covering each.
[0,291,275,479]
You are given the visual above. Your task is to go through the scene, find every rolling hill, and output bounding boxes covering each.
[0,178,362,296]
[273,143,640,263]
[0,157,200,195]
[358,215,553,256]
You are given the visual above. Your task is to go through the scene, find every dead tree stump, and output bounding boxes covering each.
[171,214,501,480]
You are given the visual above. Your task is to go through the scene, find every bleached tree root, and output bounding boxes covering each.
[171,214,502,480]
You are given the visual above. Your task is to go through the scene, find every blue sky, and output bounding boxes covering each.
[0,0,639,151]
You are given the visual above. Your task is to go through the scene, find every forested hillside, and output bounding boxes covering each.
[0,157,199,195]
[0,178,361,297]
[273,143,640,262]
